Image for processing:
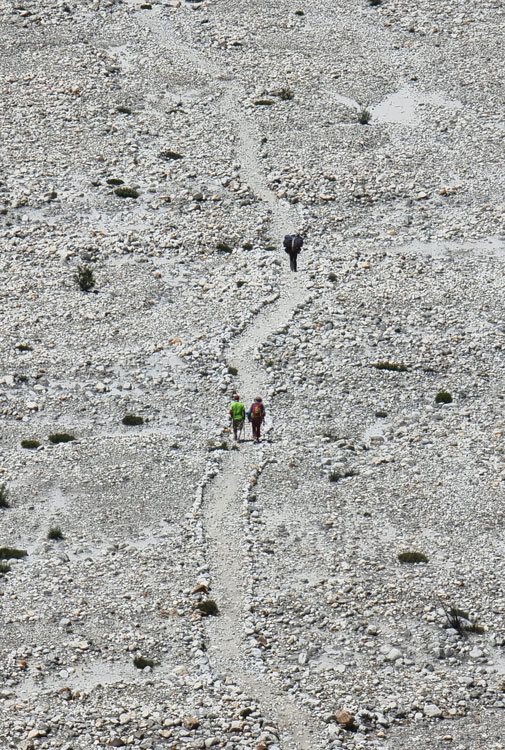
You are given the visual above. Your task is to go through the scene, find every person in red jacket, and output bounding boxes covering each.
[247,397,265,443]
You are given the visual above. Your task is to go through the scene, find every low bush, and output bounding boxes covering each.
[398,551,428,564]
[0,562,11,575]
[49,433,75,444]
[358,108,372,125]
[0,483,9,509]
[48,527,64,541]
[274,87,294,101]
[21,439,41,450]
[74,264,95,292]
[375,410,388,418]
[122,414,144,426]
[327,272,337,282]
[236,280,245,288]
[369,0,382,6]
[0,547,27,560]
[435,390,452,404]
[242,242,253,250]
[159,150,183,161]
[444,606,484,635]
[329,468,356,482]
[195,599,219,616]
[117,105,132,114]
[216,242,233,253]
[373,361,408,372]
[134,656,155,669]
[253,99,275,106]
[106,178,124,186]
[16,343,32,352]
[114,187,139,199]
[227,366,238,376]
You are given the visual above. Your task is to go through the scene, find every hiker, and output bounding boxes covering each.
[228,394,246,441]
[247,396,265,443]
[283,233,303,272]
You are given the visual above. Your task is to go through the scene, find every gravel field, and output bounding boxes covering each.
[1,0,505,748]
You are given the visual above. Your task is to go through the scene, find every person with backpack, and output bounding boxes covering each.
[228,394,246,441]
[247,397,265,443]
[283,233,303,272]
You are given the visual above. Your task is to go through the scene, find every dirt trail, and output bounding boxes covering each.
[133,6,316,746]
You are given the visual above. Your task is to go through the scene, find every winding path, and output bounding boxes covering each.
[133,5,317,745]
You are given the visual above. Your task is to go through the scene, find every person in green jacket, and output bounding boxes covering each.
[228,394,246,441]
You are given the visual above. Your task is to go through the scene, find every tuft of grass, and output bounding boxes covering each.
[48,526,64,541]
[327,272,337,282]
[357,108,372,125]
[265,245,276,251]
[74,264,95,292]
[159,150,183,161]
[134,656,155,669]
[122,414,144,426]
[216,242,233,253]
[253,98,275,106]
[435,390,452,404]
[106,177,124,186]
[329,469,357,482]
[115,186,139,199]
[295,9,304,14]
[195,599,219,616]
[207,441,229,452]
[242,242,253,250]
[369,0,382,6]
[21,439,41,450]
[375,410,388,418]
[227,366,238,376]
[0,483,10,509]
[49,433,75,444]
[398,551,428,564]
[116,105,132,114]
[236,280,245,288]
[274,87,294,101]
[16,343,32,352]
[17,374,29,383]
[443,605,484,636]
[373,361,408,372]
[0,562,11,575]
[0,547,27,560]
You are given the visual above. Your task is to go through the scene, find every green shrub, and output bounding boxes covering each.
[398,551,428,564]
[236,280,245,288]
[159,150,183,161]
[21,439,41,450]
[0,483,9,509]
[106,178,124,186]
[265,245,276,251]
[74,264,95,292]
[195,599,218,616]
[117,105,132,114]
[242,242,253,250]
[435,390,452,404]
[329,469,356,482]
[16,374,29,383]
[358,108,372,125]
[16,343,32,352]
[216,242,233,253]
[207,441,229,452]
[373,361,408,372]
[115,187,139,199]
[122,414,144,426]
[375,410,388,418]
[253,99,275,106]
[48,526,64,541]
[444,606,484,636]
[227,366,238,376]
[369,0,382,6]
[49,433,75,444]
[327,272,337,282]
[0,562,11,575]
[0,547,27,560]
[274,87,294,101]
[295,9,304,15]
[134,656,155,669]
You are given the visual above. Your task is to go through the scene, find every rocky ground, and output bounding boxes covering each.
[1,0,505,748]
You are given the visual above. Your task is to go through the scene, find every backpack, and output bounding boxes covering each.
[283,234,292,250]
[251,402,262,420]
[292,234,303,251]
